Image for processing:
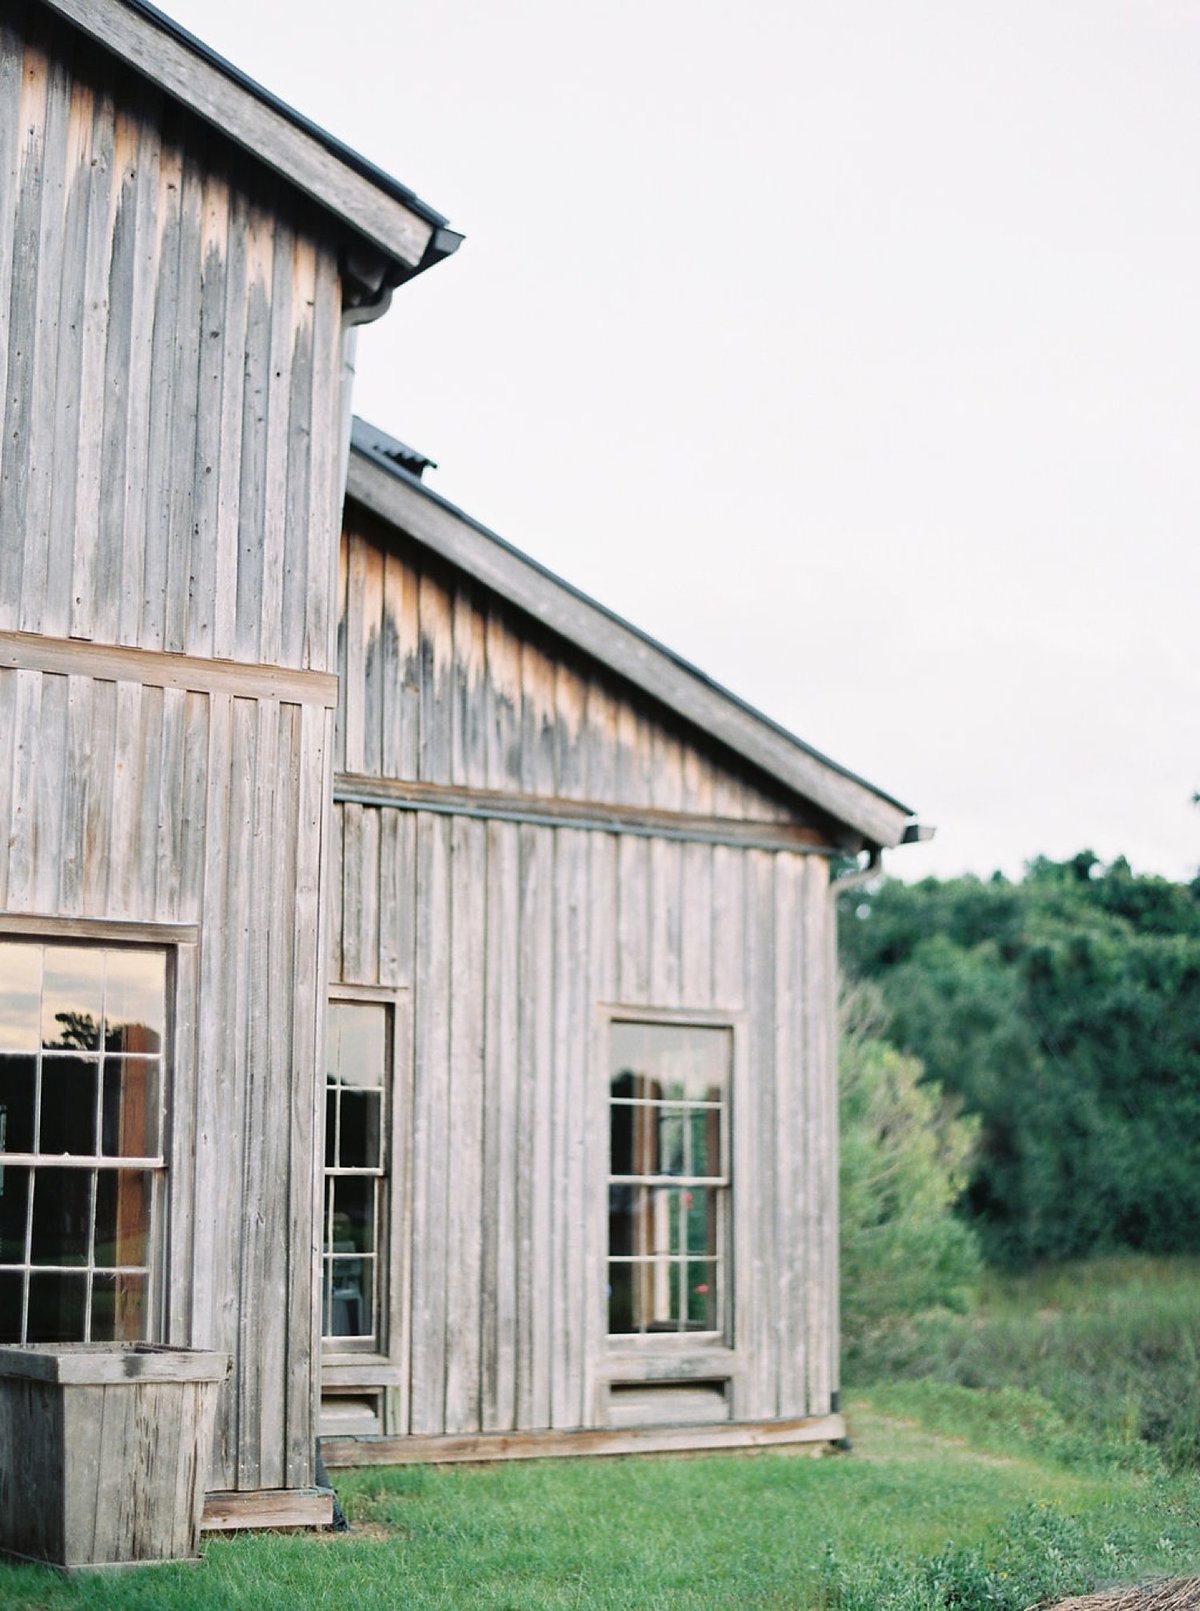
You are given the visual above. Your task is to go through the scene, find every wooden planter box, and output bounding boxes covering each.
[0,1343,230,1573]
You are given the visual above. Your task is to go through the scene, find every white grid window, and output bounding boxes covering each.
[322,999,390,1351]
[0,941,167,1344]
[607,1020,731,1338]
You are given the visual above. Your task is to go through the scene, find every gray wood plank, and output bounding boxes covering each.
[551,827,589,1429]
[359,538,385,777]
[255,202,293,669]
[451,582,487,790]
[31,671,67,913]
[80,677,116,915]
[483,607,521,792]
[280,233,317,672]
[185,163,231,660]
[743,850,777,1421]
[773,853,807,1419]
[233,196,272,662]
[409,811,451,1434]
[58,673,93,915]
[481,819,519,1431]
[42,73,92,641]
[443,815,486,1433]
[163,142,203,655]
[515,824,553,1430]
[17,39,72,639]
[285,700,327,1486]
[417,569,452,785]
[212,167,249,662]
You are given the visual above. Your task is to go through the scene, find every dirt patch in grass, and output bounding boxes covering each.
[1051,1580,1200,1609]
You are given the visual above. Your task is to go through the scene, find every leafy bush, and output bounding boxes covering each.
[839,988,982,1360]
[840,857,1200,1264]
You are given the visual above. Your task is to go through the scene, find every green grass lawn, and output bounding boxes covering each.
[3,1384,1198,1611]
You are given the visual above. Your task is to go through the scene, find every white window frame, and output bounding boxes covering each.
[0,917,196,1347]
[596,1004,750,1387]
[321,983,411,1431]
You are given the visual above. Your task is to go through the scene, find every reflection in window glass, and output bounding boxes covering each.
[607,1022,731,1338]
[0,941,167,1344]
[323,999,391,1349]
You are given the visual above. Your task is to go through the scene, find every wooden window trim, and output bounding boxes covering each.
[596,1005,750,1376]
[321,988,411,1396]
[0,930,195,1347]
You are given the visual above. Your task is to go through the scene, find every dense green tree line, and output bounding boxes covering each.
[839,854,1200,1265]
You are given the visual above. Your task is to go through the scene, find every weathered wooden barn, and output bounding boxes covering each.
[0,0,923,1523]
[316,421,921,1467]
[0,0,461,1527]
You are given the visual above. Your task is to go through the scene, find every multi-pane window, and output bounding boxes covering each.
[608,1021,731,1338]
[0,941,167,1344]
[322,1000,390,1350]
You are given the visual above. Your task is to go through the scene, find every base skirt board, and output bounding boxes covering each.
[321,1414,846,1469]
[201,1488,334,1532]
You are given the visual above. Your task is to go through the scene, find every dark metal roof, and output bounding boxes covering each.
[350,417,916,828]
[117,0,450,230]
[355,422,438,481]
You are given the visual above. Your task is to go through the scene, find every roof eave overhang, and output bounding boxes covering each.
[346,440,918,850]
[37,0,460,285]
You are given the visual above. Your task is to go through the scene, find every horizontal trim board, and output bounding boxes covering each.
[201,1489,334,1532]
[347,446,914,846]
[0,632,338,707]
[321,1414,847,1468]
[0,914,198,944]
[334,775,836,855]
[38,0,436,270]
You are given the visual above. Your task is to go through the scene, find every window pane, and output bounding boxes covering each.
[0,1053,36,1153]
[325,1085,338,1168]
[41,949,104,1050]
[338,1090,381,1169]
[0,1165,30,1262]
[685,1187,718,1258]
[328,1255,373,1337]
[27,1270,87,1341]
[330,1175,375,1253]
[40,1057,99,1155]
[102,950,165,1051]
[686,1261,719,1330]
[0,1271,24,1341]
[30,1169,92,1265]
[610,1022,729,1104]
[94,1171,151,1268]
[689,1106,721,1179]
[608,1184,636,1258]
[608,1262,634,1334]
[91,1272,146,1341]
[101,1055,159,1158]
[329,1003,386,1088]
[657,1110,685,1176]
[0,947,41,1051]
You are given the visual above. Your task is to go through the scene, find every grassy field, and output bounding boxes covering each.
[2,1258,1198,1609]
[849,1256,1200,1471]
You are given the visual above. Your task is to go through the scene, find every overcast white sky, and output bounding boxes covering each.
[171,0,1200,883]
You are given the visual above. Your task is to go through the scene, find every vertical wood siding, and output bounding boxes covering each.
[333,527,841,1436]
[0,11,347,1493]
[0,8,343,674]
[336,516,813,825]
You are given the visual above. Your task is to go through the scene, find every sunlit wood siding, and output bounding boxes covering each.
[330,510,840,1445]
[0,5,345,1493]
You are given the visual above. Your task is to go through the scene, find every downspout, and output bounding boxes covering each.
[823,842,882,1431]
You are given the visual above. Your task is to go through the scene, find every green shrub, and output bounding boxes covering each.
[840,987,982,1360]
